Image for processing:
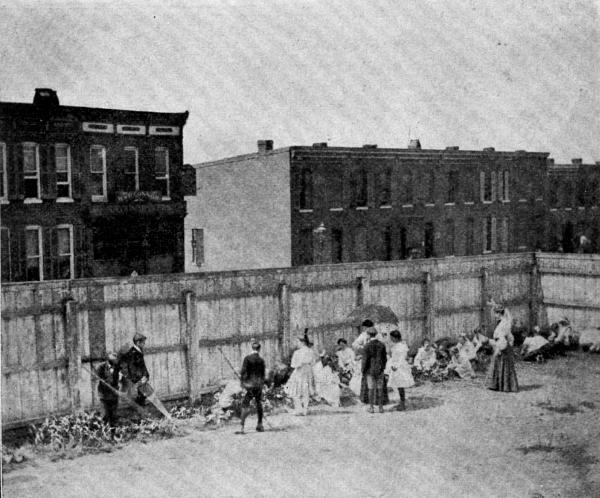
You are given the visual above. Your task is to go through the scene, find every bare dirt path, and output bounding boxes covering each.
[3,353,600,498]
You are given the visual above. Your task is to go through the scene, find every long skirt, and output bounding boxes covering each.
[285,364,315,399]
[360,374,389,404]
[486,345,519,392]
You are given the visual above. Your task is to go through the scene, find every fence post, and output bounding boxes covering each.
[64,298,81,410]
[356,275,370,306]
[278,282,291,357]
[184,290,201,404]
[480,267,489,334]
[529,255,540,329]
[423,272,434,340]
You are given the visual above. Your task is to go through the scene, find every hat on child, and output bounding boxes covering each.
[362,319,374,327]
[133,332,147,343]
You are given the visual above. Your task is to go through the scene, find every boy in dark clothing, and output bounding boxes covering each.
[362,328,387,413]
[96,352,121,426]
[240,340,266,433]
[121,333,150,405]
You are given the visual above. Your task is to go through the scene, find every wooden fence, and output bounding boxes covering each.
[2,252,578,428]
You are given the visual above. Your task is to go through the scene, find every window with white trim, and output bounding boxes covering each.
[0,142,7,201]
[1,227,10,281]
[55,144,72,199]
[25,226,43,281]
[499,217,509,252]
[123,147,139,192]
[191,228,204,266]
[90,145,107,201]
[23,143,40,199]
[56,224,74,279]
[155,148,170,199]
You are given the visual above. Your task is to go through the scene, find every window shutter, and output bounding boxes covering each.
[491,217,497,251]
[10,144,24,200]
[491,171,497,202]
[72,148,82,199]
[504,171,509,201]
[479,172,485,202]
[43,227,55,280]
[41,145,57,199]
[482,219,487,253]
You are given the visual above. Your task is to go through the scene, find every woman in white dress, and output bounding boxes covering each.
[385,330,414,411]
[285,331,315,415]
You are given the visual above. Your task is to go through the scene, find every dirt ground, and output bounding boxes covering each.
[3,352,600,498]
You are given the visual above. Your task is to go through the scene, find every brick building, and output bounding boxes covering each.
[546,158,600,253]
[185,140,548,272]
[0,89,192,282]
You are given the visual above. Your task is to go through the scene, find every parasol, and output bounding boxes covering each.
[347,304,399,327]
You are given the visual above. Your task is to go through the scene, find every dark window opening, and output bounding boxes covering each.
[331,228,343,263]
[298,228,314,265]
[466,218,474,255]
[300,167,313,209]
[447,171,458,203]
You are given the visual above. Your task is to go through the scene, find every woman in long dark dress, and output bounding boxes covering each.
[486,304,519,392]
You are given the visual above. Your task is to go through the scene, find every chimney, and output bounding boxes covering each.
[483,147,495,152]
[362,144,378,149]
[33,88,59,107]
[445,146,459,151]
[257,140,274,154]
[408,139,421,150]
[571,158,582,165]
[312,142,328,148]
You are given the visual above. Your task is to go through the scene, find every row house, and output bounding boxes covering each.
[546,158,600,253]
[185,140,548,272]
[0,89,193,282]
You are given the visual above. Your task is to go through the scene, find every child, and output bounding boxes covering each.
[413,339,437,372]
[446,347,475,379]
[385,330,414,411]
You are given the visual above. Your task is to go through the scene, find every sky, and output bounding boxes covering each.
[1,0,598,164]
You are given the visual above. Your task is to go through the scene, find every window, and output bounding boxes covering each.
[353,168,368,207]
[379,167,391,206]
[191,228,204,266]
[1,227,10,281]
[464,172,476,203]
[298,228,314,265]
[0,142,7,201]
[480,172,492,202]
[549,178,560,206]
[90,145,107,201]
[500,170,509,201]
[55,144,71,199]
[587,178,599,206]
[400,172,413,204]
[382,226,392,261]
[23,143,40,199]
[483,216,497,253]
[56,225,74,279]
[447,171,458,203]
[123,147,139,192]
[562,181,573,207]
[426,170,435,203]
[328,167,343,208]
[25,226,43,281]
[331,228,343,263]
[353,226,367,261]
[155,148,170,199]
[499,218,509,252]
[465,218,474,255]
[445,219,455,255]
[299,166,313,209]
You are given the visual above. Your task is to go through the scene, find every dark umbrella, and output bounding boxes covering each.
[347,304,399,327]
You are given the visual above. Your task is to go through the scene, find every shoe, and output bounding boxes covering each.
[256,424,264,432]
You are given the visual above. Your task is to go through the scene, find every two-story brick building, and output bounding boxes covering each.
[185,140,548,272]
[0,89,192,281]
[546,158,600,253]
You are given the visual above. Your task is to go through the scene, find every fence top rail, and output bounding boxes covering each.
[1,253,536,293]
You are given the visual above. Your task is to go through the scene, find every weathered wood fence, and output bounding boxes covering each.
[4,252,597,428]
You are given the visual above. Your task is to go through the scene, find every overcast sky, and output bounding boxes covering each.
[1,0,598,163]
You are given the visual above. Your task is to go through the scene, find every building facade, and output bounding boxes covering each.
[546,158,600,253]
[185,140,549,272]
[1,89,192,282]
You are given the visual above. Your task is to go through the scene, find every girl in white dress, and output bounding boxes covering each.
[385,330,414,411]
[285,332,315,415]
